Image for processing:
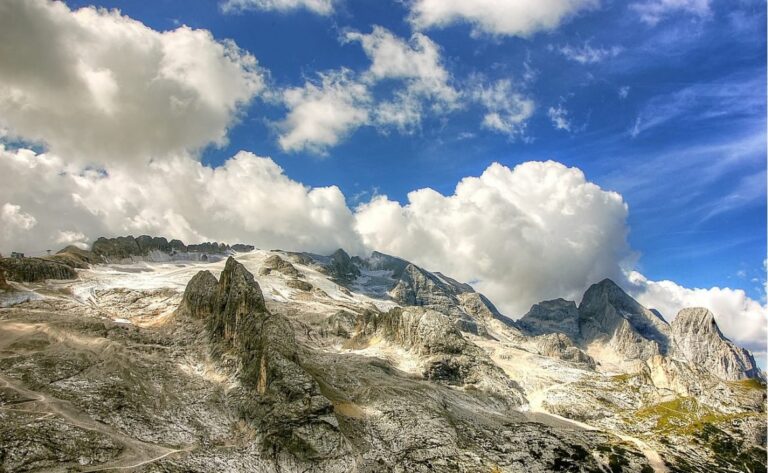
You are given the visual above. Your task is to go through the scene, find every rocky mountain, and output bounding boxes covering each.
[0,237,764,472]
[671,307,762,381]
[91,235,252,263]
[0,256,77,282]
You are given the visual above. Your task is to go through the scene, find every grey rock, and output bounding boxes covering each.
[286,279,313,291]
[348,307,527,409]
[519,298,581,340]
[259,254,300,278]
[176,270,219,319]
[0,257,77,282]
[326,249,361,284]
[671,307,763,381]
[531,333,596,368]
[578,279,671,360]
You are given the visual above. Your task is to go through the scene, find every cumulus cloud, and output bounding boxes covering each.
[0,0,264,168]
[555,42,622,64]
[279,26,460,152]
[407,0,599,37]
[221,0,336,15]
[344,26,458,108]
[470,79,534,136]
[630,0,711,25]
[628,272,767,356]
[355,160,631,316]
[277,70,371,154]
[0,145,363,257]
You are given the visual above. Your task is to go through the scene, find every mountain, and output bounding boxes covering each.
[0,236,764,472]
[671,307,763,381]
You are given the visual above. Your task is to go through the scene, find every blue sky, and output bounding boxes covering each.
[63,0,766,300]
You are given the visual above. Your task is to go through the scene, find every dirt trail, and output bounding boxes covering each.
[0,374,192,472]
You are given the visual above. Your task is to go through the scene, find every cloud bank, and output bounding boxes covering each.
[0,0,264,168]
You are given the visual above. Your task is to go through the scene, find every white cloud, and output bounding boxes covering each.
[618,86,630,99]
[221,0,336,15]
[0,145,364,257]
[628,271,767,355]
[407,0,599,37]
[355,161,631,316]
[278,26,460,152]
[0,0,264,168]
[1,203,38,251]
[470,79,534,136]
[277,70,370,154]
[344,26,458,108]
[555,42,622,64]
[630,0,711,25]
[548,105,573,131]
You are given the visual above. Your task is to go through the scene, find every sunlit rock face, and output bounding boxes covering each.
[670,307,763,381]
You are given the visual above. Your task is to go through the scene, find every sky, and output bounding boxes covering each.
[0,0,765,360]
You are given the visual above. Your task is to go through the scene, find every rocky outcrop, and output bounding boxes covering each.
[259,254,300,278]
[578,279,670,361]
[325,249,360,284]
[231,244,255,252]
[91,235,251,262]
[348,307,526,408]
[176,270,219,319]
[51,246,103,268]
[286,279,313,291]
[0,267,9,290]
[531,333,596,368]
[389,263,503,335]
[519,298,581,341]
[179,257,353,471]
[671,307,763,381]
[0,257,77,282]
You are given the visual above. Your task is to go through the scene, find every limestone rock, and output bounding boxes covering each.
[671,307,763,381]
[180,257,353,470]
[518,298,581,341]
[326,249,360,284]
[176,270,219,319]
[51,245,103,268]
[531,333,596,368]
[259,254,300,278]
[0,257,77,282]
[578,279,670,361]
[286,279,313,291]
[349,307,527,408]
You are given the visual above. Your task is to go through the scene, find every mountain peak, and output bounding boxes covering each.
[670,307,762,381]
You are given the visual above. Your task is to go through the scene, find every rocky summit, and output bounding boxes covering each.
[0,236,764,472]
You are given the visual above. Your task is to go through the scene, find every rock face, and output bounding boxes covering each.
[0,257,77,282]
[671,307,763,381]
[531,333,596,368]
[325,249,360,284]
[578,279,671,361]
[176,270,219,319]
[179,257,353,471]
[518,298,581,341]
[0,267,9,290]
[349,307,527,409]
[51,246,103,268]
[389,263,504,334]
[259,254,300,278]
[91,235,251,262]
